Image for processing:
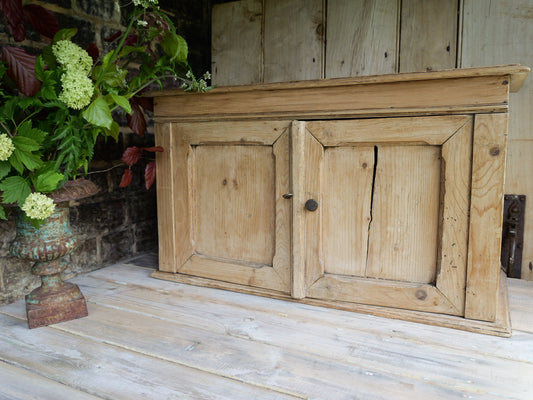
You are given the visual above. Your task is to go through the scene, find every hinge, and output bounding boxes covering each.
[501,195,526,278]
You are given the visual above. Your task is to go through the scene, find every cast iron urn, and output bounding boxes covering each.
[9,179,99,329]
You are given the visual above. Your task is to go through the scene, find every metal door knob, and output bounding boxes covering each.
[305,199,318,212]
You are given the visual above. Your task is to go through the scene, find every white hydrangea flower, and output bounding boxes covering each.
[52,40,93,74]
[0,133,15,161]
[133,0,158,8]
[21,193,56,220]
[137,20,148,27]
[58,69,94,110]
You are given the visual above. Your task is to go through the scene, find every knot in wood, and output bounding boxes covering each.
[490,147,500,156]
[415,289,428,301]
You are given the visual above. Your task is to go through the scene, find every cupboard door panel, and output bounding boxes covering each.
[301,116,473,315]
[173,122,292,293]
[366,145,441,283]
[195,145,276,265]
[323,146,374,276]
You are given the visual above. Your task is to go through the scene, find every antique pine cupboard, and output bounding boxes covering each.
[151,65,529,336]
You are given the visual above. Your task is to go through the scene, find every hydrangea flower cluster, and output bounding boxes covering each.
[133,0,159,8]
[21,193,56,220]
[0,133,15,161]
[52,40,94,110]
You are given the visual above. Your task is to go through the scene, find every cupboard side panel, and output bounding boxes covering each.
[155,123,177,272]
[465,113,508,321]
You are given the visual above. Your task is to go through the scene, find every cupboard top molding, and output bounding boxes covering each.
[152,65,529,122]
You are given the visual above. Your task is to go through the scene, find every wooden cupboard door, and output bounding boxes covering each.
[293,116,474,315]
[157,121,292,293]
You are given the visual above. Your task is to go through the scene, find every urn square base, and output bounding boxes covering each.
[26,284,88,329]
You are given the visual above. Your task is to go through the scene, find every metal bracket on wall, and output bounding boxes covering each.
[501,195,526,278]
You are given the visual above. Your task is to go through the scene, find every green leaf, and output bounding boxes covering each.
[12,149,42,171]
[2,98,18,121]
[53,28,78,43]
[17,121,47,145]
[110,94,132,114]
[0,176,31,206]
[11,135,40,152]
[82,96,113,129]
[105,121,120,141]
[160,32,188,63]
[0,206,6,220]
[99,66,128,88]
[41,45,57,69]
[33,171,64,193]
[119,45,146,58]
[0,161,11,180]
[35,55,45,81]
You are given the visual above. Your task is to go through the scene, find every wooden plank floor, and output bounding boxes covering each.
[0,254,532,400]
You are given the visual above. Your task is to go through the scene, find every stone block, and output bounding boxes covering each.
[134,220,158,254]
[0,256,39,305]
[73,199,126,236]
[64,237,99,277]
[101,228,135,265]
[56,14,95,47]
[76,0,118,21]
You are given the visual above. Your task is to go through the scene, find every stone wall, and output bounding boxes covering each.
[0,0,219,304]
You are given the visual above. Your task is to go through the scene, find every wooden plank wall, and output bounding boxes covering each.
[211,0,533,279]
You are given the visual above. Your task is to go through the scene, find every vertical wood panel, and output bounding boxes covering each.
[436,119,473,314]
[211,0,263,85]
[326,0,399,77]
[263,0,324,82]
[195,146,276,264]
[462,0,533,280]
[399,0,458,72]
[303,130,324,289]
[155,123,177,272]
[323,147,374,276]
[366,146,441,283]
[465,114,508,321]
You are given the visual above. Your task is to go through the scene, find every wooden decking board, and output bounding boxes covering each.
[0,262,532,399]
[87,264,533,363]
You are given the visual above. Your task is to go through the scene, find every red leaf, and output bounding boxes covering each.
[145,161,156,190]
[124,34,139,47]
[119,169,133,188]
[1,46,41,96]
[134,96,153,112]
[0,0,25,42]
[104,30,122,42]
[121,146,143,166]
[127,99,147,136]
[22,4,58,39]
[141,146,163,153]
[86,43,99,64]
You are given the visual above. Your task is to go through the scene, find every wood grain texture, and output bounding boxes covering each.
[3,264,529,398]
[180,121,289,146]
[290,121,306,298]
[307,115,471,146]
[326,0,399,77]
[366,145,442,283]
[195,145,276,265]
[155,123,177,272]
[322,146,374,276]
[302,128,324,289]
[462,0,533,280]
[506,141,533,280]
[153,75,512,121]
[400,0,458,72]
[263,0,324,82]
[436,119,473,314]
[211,0,263,85]
[0,360,102,400]
[465,113,509,321]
